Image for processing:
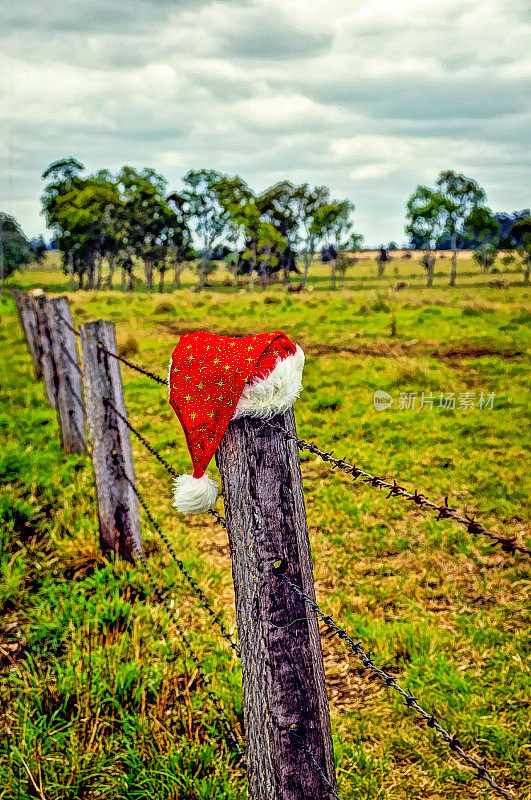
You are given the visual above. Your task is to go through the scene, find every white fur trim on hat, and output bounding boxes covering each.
[172,473,218,513]
[233,345,305,420]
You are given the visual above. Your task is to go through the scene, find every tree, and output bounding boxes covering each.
[435,170,486,286]
[259,181,302,284]
[510,216,531,285]
[182,169,230,290]
[213,176,294,290]
[30,236,48,265]
[494,209,530,249]
[165,192,193,289]
[117,166,173,291]
[464,206,501,272]
[311,199,355,288]
[405,186,448,287]
[41,158,86,289]
[0,213,34,286]
[292,184,329,289]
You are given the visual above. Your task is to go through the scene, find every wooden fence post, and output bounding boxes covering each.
[45,297,87,454]
[80,320,143,562]
[216,408,336,800]
[12,289,43,379]
[33,293,59,409]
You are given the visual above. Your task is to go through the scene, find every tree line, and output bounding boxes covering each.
[1,161,529,290]
[38,158,363,291]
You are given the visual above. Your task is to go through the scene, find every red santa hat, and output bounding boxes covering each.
[168,330,304,513]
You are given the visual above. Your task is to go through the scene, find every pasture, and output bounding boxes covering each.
[1,254,530,799]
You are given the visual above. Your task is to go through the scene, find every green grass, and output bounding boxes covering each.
[1,255,530,799]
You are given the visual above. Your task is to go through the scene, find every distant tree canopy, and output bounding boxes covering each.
[406,170,499,286]
[40,159,361,290]
[495,209,530,249]
[0,212,35,280]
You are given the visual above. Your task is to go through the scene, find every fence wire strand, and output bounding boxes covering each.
[55,309,169,387]
[103,396,225,527]
[262,420,530,557]
[276,571,513,800]
[45,301,519,797]
[290,728,341,800]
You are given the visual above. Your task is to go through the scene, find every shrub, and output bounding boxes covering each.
[473,244,497,270]
[371,293,391,313]
[118,335,138,357]
[154,301,174,315]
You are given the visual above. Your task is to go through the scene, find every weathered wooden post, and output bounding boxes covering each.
[45,297,87,453]
[11,289,43,379]
[80,320,143,561]
[216,408,336,800]
[33,292,59,409]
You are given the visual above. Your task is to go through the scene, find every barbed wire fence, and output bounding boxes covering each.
[10,289,526,800]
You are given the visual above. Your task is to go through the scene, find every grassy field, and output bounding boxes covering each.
[1,254,530,799]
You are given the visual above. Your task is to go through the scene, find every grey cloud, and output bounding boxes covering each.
[217,19,333,60]
[1,0,529,247]
[1,0,198,34]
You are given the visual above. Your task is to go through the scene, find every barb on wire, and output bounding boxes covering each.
[139,555,247,768]
[103,396,225,528]
[277,571,513,800]
[122,472,240,656]
[290,727,340,800]
[55,309,168,387]
[262,421,530,557]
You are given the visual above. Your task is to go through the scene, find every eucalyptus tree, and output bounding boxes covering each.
[292,183,330,289]
[464,205,501,272]
[41,158,85,288]
[259,181,301,282]
[405,186,448,287]
[310,199,356,288]
[435,170,487,285]
[182,169,231,290]
[166,192,193,288]
[118,166,171,291]
[212,174,262,288]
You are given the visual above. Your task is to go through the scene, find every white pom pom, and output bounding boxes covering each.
[172,473,218,513]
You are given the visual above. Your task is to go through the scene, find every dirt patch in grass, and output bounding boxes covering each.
[433,345,523,360]
[157,322,524,362]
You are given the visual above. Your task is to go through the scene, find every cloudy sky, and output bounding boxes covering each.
[1,0,529,245]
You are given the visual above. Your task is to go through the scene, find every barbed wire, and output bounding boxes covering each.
[274,569,514,800]
[102,396,225,528]
[139,554,247,768]
[63,374,85,411]
[96,341,169,386]
[262,421,530,557]
[54,310,80,336]
[289,726,341,799]
[55,309,169,387]
[59,341,82,374]
[121,471,240,656]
